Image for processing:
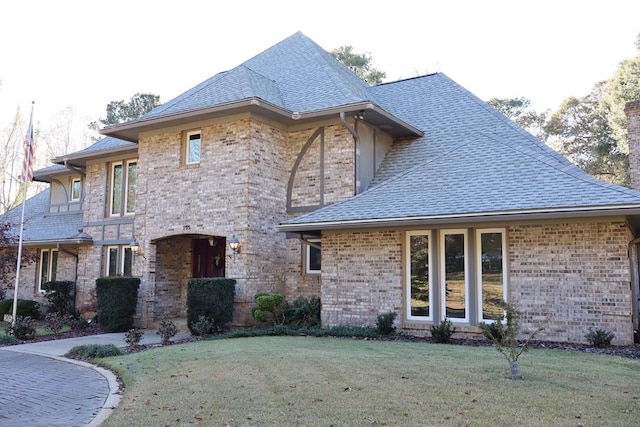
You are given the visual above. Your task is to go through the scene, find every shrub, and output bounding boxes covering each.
[585,328,615,348]
[0,334,18,345]
[430,318,456,343]
[187,278,235,335]
[68,314,91,333]
[96,277,140,332]
[480,321,504,343]
[65,344,124,360]
[376,311,397,335]
[157,318,178,345]
[283,296,321,328]
[124,328,144,348]
[251,293,285,325]
[6,316,37,340]
[42,280,75,315]
[45,312,66,336]
[190,315,214,338]
[0,298,41,319]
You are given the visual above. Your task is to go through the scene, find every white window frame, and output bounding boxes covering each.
[186,130,201,165]
[305,239,321,274]
[71,178,82,201]
[439,229,469,323]
[406,230,433,321]
[109,162,123,217]
[106,245,134,276]
[38,248,58,292]
[476,228,508,323]
[124,160,136,215]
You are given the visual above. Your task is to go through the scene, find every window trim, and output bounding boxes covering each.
[109,162,123,217]
[406,230,433,322]
[105,245,133,276]
[476,228,507,323]
[38,248,58,292]
[305,239,321,274]
[439,229,469,323]
[71,178,82,201]
[124,160,136,215]
[186,130,201,165]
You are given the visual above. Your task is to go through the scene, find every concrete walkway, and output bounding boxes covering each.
[0,330,191,426]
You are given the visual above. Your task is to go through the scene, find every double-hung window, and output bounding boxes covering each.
[38,249,58,292]
[106,246,133,276]
[110,160,137,216]
[186,131,201,164]
[406,228,506,324]
[71,178,82,201]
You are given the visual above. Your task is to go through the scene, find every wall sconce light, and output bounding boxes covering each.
[208,237,216,247]
[229,234,240,261]
[130,240,146,259]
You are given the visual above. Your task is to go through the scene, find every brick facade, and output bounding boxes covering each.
[316,221,634,345]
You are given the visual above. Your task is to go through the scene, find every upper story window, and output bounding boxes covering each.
[38,248,58,292]
[71,178,82,201]
[110,160,137,216]
[186,131,201,164]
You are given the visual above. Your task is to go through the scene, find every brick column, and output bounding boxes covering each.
[625,100,640,190]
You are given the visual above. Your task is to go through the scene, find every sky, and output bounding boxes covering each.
[1,0,639,133]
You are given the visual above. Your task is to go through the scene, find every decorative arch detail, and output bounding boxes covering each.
[287,127,324,213]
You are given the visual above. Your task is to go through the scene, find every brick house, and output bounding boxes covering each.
[4,32,640,345]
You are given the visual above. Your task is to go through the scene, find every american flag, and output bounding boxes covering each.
[21,102,35,184]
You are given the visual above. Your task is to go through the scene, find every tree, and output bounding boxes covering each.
[544,82,628,185]
[330,45,386,85]
[601,33,640,155]
[0,108,26,214]
[0,222,38,298]
[97,93,161,127]
[488,97,549,142]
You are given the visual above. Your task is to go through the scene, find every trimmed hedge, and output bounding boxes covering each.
[187,278,235,335]
[0,299,41,319]
[96,277,140,332]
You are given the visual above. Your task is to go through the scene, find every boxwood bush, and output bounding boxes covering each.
[42,280,75,315]
[0,299,41,319]
[96,277,140,332]
[187,278,235,335]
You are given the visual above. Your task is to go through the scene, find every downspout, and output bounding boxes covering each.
[340,112,360,195]
[57,244,79,311]
[628,237,640,343]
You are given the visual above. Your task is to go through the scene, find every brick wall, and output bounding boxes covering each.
[320,230,403,327]
[509,221,633,344]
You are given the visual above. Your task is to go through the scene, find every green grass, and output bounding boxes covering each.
[99,336,640,426]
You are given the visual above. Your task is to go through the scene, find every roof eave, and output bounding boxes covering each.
[51,145,138,168]
[100,99,423,142]
[277,205,640,233]
[22,237,93,247]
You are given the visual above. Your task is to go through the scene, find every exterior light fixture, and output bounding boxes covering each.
[229,234,240,262]
[130,240,140,254]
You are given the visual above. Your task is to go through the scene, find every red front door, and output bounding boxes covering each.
[192,237,226,278]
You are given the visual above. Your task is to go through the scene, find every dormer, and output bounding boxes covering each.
[34,164,84,213]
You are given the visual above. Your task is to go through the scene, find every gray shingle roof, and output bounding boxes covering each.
[281,73,640,229]
[0,189,89,245]
[53,136,136,164]
[142,31,378,120]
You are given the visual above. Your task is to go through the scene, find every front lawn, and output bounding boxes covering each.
[99,336,640,426]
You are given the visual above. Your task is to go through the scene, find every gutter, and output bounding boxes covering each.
[277,204,640,232]
[63,160,86,177]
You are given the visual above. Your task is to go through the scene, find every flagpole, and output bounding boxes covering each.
[11,101,34,328]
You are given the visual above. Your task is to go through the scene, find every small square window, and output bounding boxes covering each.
[186,131,201,164]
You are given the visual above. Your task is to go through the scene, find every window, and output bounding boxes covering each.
[110,160,137,216]
[477,229,507,322]
[406,228,506,325]
[106,246,133,276]
[407,231,432,320]
[71,178,82,201]
[186,131,201,164]
[305,239,321,274]
[38,249,58,292]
